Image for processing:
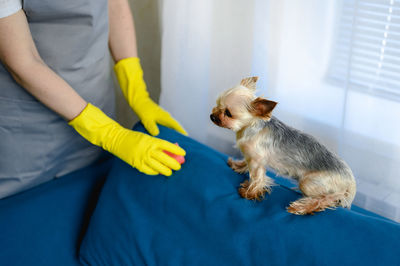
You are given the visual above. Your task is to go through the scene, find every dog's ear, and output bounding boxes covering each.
[240,76,258,91]
[250,97,277,119]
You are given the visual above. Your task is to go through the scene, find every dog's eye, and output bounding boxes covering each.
[225,109,232,118]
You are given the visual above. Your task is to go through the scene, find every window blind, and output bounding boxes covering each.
[328,0,400,100]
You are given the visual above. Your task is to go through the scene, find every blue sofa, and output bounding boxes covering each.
[1,123,399,266]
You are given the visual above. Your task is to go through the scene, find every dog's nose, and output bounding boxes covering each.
[210,114,216,122]
[210,114,220,124]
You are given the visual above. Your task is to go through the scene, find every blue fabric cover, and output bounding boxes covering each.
[0,154,113,266]
[80,123,400,266]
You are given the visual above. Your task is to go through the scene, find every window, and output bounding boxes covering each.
[328,0,400,101]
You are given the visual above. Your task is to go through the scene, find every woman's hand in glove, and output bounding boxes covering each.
[114,57,187,136]
[69,103,185,176]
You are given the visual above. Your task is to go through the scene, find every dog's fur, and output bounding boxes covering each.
[210,77,356,215]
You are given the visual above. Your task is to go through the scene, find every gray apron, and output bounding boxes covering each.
[0,0,115,198]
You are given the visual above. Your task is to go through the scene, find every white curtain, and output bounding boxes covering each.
[160,0,270,155]
[160,0,400,222]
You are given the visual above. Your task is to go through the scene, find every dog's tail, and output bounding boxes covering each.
[287,189,355,215]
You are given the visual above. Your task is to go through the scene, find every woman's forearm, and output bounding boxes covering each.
[108,0,138,62]
[8,59,87,121]
[0,10,87,121]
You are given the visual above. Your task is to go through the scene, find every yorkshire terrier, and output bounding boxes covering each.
[210,77,356,215]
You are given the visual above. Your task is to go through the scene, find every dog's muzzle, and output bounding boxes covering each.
[210,114,220,125]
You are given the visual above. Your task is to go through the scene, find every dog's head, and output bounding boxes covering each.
[210,77,277,132]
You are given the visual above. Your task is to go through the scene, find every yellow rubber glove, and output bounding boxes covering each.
[114,57,188,136]
[68,103,185,177]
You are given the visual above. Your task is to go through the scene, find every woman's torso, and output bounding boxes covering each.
[0,0,115,198]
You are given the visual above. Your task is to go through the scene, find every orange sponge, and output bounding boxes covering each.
[164,143,185,165]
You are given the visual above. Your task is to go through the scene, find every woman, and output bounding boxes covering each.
[0,0,186,199]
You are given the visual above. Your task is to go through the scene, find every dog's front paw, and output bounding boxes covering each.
[238,180,268,201]
[228,158,248,174]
